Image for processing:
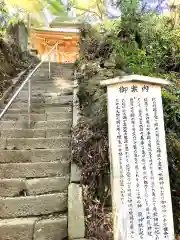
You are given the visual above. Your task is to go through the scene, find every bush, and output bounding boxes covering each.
[74,11,180,239]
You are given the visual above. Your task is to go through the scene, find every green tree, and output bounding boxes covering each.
[70,0,106,22]
[0,1,10,32]
[6,0,66,26]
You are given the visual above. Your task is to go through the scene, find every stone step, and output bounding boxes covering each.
[33,71,64,76]
[17,92,73,99]
[0,218,36,240]
[0,106,72,114]
[26,177,69,196]
[40,62,73,67]
[31,76,73,82]
[2,112,72,121]
[43,106,72,113]
[21,87,73,93]
[0,161,69,178]
[4,137,70,150]
[18,89,73,97]
[30,77,72,82]
[0,177,69,197]
[47,112,72,121]
[28,83,73,89]
[0,193,67,218]
[33,120,72,129]
[31,70,72,75]
[0,148,70,163]
[2,114,46,121]
[21,82,73,88]
[27,78,72,83]
[0,120,72,129]
[0,216,67,240]
[34,217,67,240]
[36,68,73,75]
[0,128,70,138]
[1,129,45,138]
[35,67,72,72]
[10,102,72,109]
[13,95,73,104]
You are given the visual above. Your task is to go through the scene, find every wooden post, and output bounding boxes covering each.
[101,75,174,240]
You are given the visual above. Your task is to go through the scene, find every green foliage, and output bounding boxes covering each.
[75,3,180,236]
[73,69,112,239]
[0,2,10,34]
[167,132,180,233]
[112,14,180,74]
[6,0,66,27]
[70,0,106,21]
[111,11,180,233]
[47,0,67,16]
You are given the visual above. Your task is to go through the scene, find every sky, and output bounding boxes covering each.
[45,0,170,23]
[5,0,171,25]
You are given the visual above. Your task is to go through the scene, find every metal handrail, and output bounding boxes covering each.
[0,42,59,127]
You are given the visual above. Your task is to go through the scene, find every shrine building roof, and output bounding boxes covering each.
[49,16,81,28]
[32,16,81,33]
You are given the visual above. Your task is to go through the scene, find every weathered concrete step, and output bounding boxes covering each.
[0,177,69,197]
[18,89,73,97]
[0,218,36,240]
[32,71,66,76]
[34,71,73,76]
[8,99,72,108]
[28,83,73,89]
[34,217,67,240]
[2,112,72,121]
[0,106,72,114]
[22,83,73,88]
[21,87,73,93]
[40,62,73,67]
[1,129,45,138]
[4,137,70,149]
[10,102,72,108]
[0,161,69,178]
[30,77,72,82]
[0,128,70,138]
[0,120,72,129]
[43,106,72,113]
[33,120,72,129]
[37,66,72,71]
[2,114,46,121]
[14,95,73,104]
[0,216,67,240]
[25,79,72,84]
[0,148,70,163]
[0,193,67,218]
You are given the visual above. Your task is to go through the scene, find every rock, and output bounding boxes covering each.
[91,75,104,83]
[0,218,36,240]
[68,183,85,239]
[114,69,126,77]
[0,149,70,163]
[26,177,69,195]
[34,217,67,240]
[80,64,86,71]
[0,162,69,178]
[71,163,81,183]
[0,193,67,218]
[104,61,116,69]
[103,70,114,78]
[0,179,26,197]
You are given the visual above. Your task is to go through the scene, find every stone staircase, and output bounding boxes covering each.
[0,63,73,240]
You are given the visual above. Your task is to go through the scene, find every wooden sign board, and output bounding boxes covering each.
[101,75,174,240]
